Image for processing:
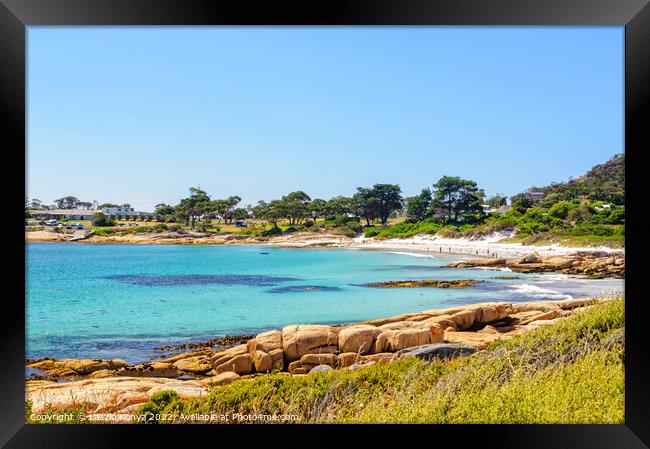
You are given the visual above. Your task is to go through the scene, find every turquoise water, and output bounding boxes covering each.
[26,243,623,363]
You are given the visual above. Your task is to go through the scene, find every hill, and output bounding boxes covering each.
[532,154,624,205]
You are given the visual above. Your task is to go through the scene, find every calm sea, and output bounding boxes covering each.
[26,243,623,363]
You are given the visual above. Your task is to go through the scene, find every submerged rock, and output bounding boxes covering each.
[362,279,485,288]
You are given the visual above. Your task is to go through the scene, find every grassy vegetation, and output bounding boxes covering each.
[128,297,624,424]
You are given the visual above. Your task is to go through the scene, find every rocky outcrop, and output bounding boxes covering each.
[26,376,208,415]
[26,358,129,379]
[363,279,484,288]
[337,325,381,354]
[27,295,610,412]
[281,324,339,362]
[448,252,624,278]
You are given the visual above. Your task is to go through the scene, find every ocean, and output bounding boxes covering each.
[26,243,623,363]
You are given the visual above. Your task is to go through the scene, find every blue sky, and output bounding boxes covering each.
[27,27,623,212]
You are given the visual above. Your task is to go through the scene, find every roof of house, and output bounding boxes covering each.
[30,209,98,215]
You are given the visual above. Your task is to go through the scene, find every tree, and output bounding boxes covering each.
[253,200,284,228]
[309,198,328,220]
[353,187,380,226]
[280,191,312,225]
[432,176,483,223]
[357,184,403,226]
[510,193,533,213]
[405,188,432,221]
[174,187,210,229]
[154,203,175,216]
[567,203,594,225]
[547,201,575,220]
[93,212,115,227]
[120,203,132,210]
[486,194,507,209]
[30,198,43,209]
[54,196,81,209]
[98,203,118,209]
[325,196,356,218]
[77,201,92,210]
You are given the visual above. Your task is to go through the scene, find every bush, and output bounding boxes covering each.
[262,226,283,237]
[548,201,575,220]
[92,212,115,227]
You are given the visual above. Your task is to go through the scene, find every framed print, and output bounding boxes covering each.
[2,0,649,446]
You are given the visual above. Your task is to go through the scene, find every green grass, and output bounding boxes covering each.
[500,229,625,249]
[129,297,624,424]
[364,220,440,239]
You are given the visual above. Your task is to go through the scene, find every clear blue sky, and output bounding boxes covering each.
[27,26,623,212]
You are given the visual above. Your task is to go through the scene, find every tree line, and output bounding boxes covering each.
[159,176,500,229]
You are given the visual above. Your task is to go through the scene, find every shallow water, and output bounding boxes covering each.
[26,243,623,363]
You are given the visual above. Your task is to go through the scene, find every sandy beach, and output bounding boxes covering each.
[26,229,624,259]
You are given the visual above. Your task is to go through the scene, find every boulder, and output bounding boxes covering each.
[210,344,248,367]
[362,353,394,364]
[545,257,575,269]
[206,371,240,387]
[392,343,476,362]
[117,362,178,378]
[213,354,253,375]
[449,309,477,330]
[519,253,541,264]
[253,350,273,372]
[88,369,116,379]
[519,309,561,325]
[269,348,284,370]
[173,356,212,374]
[305,345,339,355]
[373,322,443,353]
[282,324,338,362]
[26,377,207,415]
[469,303,512,324]
[300,353,338,367]
[310,364,334,374]
[337,352,361,368]
[338,325,381,354]
[247,330,283,355]
[287,361,303,373]
[348,361,376,371]
[443,330,502,349]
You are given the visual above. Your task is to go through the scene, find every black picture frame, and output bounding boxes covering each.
[2,0,649,446]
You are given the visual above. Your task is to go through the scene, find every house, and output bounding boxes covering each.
[29,209,97,221]
[101,206,135,215]
[483,205,512,215]
[524,191,546,202]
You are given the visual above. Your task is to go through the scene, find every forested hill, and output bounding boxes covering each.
[532,154,624,205]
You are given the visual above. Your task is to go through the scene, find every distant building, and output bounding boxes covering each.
[101,206,135,215]
[524,191,546,202]
[30,209,97,220]
[483,205,512,215]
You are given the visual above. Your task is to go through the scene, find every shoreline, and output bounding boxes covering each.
[26,230,625,260]
[26,295,618,415]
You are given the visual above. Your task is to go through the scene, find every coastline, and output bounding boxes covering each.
[26,294,620,417]
[26,230,625,260]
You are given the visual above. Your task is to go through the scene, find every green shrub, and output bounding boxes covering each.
[548,201,575,220]
[92,212,115,227]
[262,226,283,237]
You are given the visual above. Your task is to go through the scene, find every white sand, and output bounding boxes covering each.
[349,232,624,259]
